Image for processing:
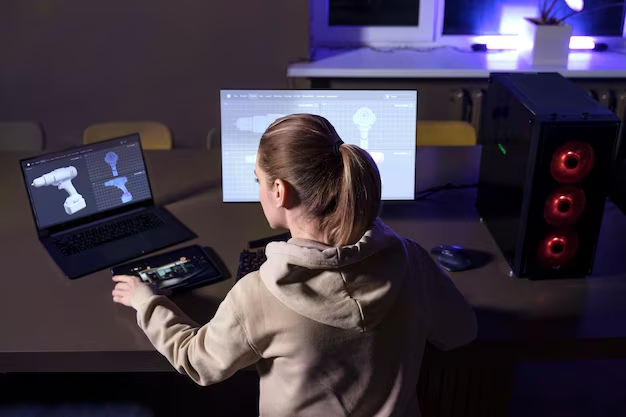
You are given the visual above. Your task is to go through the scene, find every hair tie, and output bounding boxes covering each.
[333,140,344,156]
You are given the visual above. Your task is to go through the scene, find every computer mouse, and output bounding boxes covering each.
[430,245,473,272]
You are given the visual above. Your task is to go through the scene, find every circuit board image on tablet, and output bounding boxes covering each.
[111,245,223,291]
[138,257,199,284]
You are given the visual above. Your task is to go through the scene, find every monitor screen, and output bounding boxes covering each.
[220,89,417,202]
[20,134,153,230]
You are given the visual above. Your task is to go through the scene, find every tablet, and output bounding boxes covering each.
[111,245,224,291]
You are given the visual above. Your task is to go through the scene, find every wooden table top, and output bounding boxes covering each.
[1,146,625,372]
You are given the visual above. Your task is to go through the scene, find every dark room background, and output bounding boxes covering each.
[0,0,309,150]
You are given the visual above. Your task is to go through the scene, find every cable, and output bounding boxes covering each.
[415,183,478,201]
[309,44,498,60]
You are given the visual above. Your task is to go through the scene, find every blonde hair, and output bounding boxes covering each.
[257,114,381,246]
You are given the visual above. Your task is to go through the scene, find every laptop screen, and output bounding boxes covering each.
[220,89,418,202]
[20,134,153,230]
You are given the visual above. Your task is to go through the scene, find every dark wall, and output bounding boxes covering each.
[0,0,309,149]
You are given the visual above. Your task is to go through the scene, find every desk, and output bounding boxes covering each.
[1,147,626,375]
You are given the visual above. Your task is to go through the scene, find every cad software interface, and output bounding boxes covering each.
[21,135,153,229]
[220,90,417,202]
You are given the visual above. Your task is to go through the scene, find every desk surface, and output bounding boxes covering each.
[287,47,626,79]
[1,147,626,372]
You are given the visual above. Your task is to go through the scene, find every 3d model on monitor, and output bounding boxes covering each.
[105,152,119,176]
[31,166,87,215]
[353,107,376,149]
[105,176,133,203]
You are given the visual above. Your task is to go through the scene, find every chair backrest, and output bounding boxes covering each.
[83,122,172,150]
[417,121,477,146]
[206,127,219,150]
[0,122,44,151]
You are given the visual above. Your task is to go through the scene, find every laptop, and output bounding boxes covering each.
[20,133,197,279]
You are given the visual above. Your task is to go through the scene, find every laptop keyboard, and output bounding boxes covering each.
[53,211,165,257]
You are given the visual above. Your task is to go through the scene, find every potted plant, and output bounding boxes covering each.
[518,0,623,66]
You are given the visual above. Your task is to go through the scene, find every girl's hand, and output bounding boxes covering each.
[112,275,154,307]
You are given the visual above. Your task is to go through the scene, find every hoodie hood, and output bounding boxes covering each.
[259,218,410,332]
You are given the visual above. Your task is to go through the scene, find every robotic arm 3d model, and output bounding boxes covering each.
[31,166,87,215]
[105,176,133,203]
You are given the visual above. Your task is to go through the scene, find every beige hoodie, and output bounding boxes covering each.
[130,218,477,417]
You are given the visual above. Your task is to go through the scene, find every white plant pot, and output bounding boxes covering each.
[518,17,573,66]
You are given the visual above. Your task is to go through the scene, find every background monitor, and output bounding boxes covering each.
[219,89,417,202]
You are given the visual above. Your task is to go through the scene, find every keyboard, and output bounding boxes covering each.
[54,211,164,257]
[237,249,267,281]
[236,232,291,281]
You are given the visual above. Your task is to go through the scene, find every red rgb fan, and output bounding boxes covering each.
[550,141,595,184]
[537,231,579,268]
[544,186,587,227]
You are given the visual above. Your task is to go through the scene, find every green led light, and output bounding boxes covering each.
[497,144,507,155]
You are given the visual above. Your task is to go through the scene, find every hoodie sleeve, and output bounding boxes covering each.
[130,285,261,386]
[416,246,478,351]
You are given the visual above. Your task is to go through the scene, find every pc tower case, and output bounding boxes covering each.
[477,73,620,279]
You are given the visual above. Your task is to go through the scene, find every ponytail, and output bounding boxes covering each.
[327,144,382,246]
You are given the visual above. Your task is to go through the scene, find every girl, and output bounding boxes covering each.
[112,114,477,417]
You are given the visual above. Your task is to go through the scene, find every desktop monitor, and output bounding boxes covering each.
[219,89,418,202]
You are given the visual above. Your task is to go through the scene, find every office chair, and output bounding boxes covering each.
[417,121,477,146]
[83,122,173,150]
[0,122,44,151]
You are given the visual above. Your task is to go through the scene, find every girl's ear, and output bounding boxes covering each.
[273,178,296,208]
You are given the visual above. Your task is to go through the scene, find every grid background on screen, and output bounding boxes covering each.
[319,102,415,150]
[91,173,152,211]
[85,144,152,211]
[221,102,313,201]
[222,151,259,202]
[221,102,314,151]
[220,91,417,202]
